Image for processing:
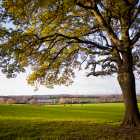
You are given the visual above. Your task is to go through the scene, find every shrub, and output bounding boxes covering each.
[29,98,36,105]
[0,98,5,104]
[6,98,15,104]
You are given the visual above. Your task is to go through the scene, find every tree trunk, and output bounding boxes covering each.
[118,69,140,127]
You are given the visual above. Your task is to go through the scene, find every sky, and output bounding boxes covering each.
[1,66,140,96]
[0,67,123,96]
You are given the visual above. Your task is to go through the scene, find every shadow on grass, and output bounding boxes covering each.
[0,119,140,140]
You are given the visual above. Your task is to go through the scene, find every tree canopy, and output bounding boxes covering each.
[0,0,140,127]
[0,0,139,89]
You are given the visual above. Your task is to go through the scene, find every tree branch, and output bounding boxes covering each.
[75,0,96,10]
[100,31,109,46]
[122,0,132,5]
[50,44,70,61]
[90,51,110,56]
[85,56,117,77]
[56,33,112,51]
[82,29,100,36]
[97,0,107,13]
[91,24,100,30]
[132,30,140,45]
[91,4,119,45]
[98,56,117,64]
[131,5,140,24]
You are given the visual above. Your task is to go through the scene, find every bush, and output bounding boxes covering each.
[29,98,36,105]
[0,98,5,104]
[6,98,15,104]
[59,98,67,104]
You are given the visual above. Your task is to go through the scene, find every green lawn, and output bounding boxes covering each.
[0,103,140,139]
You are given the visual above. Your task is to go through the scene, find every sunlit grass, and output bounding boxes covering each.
[0,103,125,123]
[0,103,140,139]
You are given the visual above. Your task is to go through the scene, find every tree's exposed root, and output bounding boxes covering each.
[120,111,140,128]
[121,118,140,129]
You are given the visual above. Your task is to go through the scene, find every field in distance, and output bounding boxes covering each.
[0,103,140,139]
[45,97,99,102]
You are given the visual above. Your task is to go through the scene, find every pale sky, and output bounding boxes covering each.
[1,66,140,96]
[0,68,121,96]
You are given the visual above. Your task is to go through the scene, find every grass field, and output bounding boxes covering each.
[0,103,140,139]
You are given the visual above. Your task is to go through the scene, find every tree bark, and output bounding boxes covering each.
[117,69,140,127]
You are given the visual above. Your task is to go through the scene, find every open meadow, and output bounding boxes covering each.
[0,103,140,139]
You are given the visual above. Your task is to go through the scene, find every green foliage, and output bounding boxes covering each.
[0,0,139,90]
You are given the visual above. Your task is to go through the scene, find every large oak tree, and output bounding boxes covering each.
[0,0,140,127]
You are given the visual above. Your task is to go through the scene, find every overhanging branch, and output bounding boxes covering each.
[56,33,112,51]
[131,5,140,24]
[132,30,140,46]
[75,0,96,10]
[122,0,132,5]
[91,24,100,30]
[97,0,107,13]
[82,29,100,36]
[91,3,119,46]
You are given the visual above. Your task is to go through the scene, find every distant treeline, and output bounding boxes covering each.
[1,94,140,105]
